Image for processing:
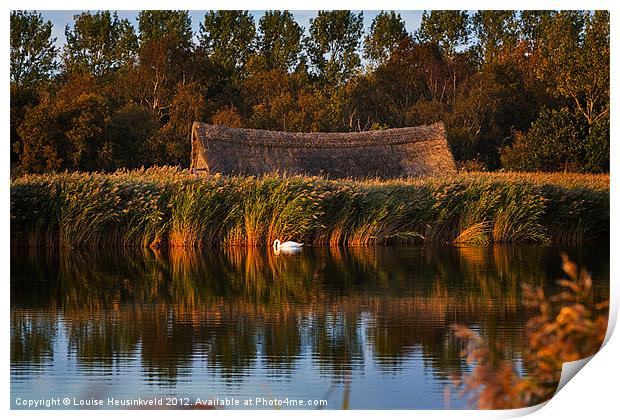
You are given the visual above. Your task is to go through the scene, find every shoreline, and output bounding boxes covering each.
[10,168,609,249]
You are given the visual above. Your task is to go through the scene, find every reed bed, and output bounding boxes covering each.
[10,167,609,248]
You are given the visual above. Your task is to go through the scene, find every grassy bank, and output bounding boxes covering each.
[10,168,609,248]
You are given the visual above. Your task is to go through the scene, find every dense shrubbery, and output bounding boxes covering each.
[11,168,609,248]
[500,108,610,173]
[10,10,609,174]
[501,108,588,172]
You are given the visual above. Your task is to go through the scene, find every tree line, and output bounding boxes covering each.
[10,10,609,174]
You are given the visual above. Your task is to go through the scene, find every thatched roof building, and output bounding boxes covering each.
[190,122,456,178]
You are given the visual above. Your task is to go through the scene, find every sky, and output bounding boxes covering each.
[39,10,425,48]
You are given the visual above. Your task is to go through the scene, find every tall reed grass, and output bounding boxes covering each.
[10,167,609,248]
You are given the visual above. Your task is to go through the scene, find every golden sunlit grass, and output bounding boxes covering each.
[10,167,609,248]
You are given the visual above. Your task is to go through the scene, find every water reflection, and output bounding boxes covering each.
[10,246,609,409]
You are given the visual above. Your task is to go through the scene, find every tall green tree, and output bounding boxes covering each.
[10,11,58,87]
[305,10,364,85]
[518,10,552,50]
[135,11,195,121]
[414,11,475,116]
[256,11,303,71]
[536,11,609,127]
[471,11,519,64]
[416,11,470,59]
[363,11,409,65]
[138,10,193,50]
[199,11,256,76]
[10,11,59,166]
[63,11,137,77]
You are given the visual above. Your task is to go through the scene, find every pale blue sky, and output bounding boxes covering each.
[39,10,425,48]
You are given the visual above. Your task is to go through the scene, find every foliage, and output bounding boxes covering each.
[9,10,609,174]
[500,107,589,172]
[471,11,519,64]
[106,104,159,168]
[10,11,58,87]
[256,11,303,71]
[452,254,608,408]
[448,61,533,165]
[364,11,409,65]
[63,11,137,77]
[16,75,111,172]
[137,10,193,49]
[416,11,470,58]
[535,11,609,127]
[212,106,243,128]
[11,169,608,248]
[305,11,364,85]
[199,11,256,77]
[583,115,610,173]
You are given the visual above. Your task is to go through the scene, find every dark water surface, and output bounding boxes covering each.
[10,246,609,409]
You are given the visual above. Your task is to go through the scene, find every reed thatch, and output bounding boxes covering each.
[191,122,457,178]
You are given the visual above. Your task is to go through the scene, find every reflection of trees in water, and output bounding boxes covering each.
[11,311,58,369]
[139,307,196,386]
[65,309,142,373]
[260,311,302,373]
[201,311,258,384]
[308,305,364,380]
[10,246,608,386]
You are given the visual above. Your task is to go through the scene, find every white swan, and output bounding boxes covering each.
[272,239,304,251]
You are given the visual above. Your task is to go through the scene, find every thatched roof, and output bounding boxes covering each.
[191,122,457,178]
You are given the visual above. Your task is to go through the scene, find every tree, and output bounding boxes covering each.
[10,11,58,87]
[416,11,470,59]
[211,106,243,128]
[536,11,609,127]
[364,11,409,65]
[11,85,39,164]
[138,10,193,50]
[9,9,610,173]
[471,11,519,64]
[256,11,303,71]
[17,75,111,172]
[244,68,294,130]
[305,10,364,85]
[244,67,317,131]
[63,11,137,77]
[518,10,552,51]
[500,107,588,172]
[133,36,174,121]
[11,11,59,166]
[135,11,195,122]
[141,81,204,168]
[583,114,609,173]
[378,40,443,126]
[448,61,533,166]
[15,100,63,172]
[106,104,158,168]
[199,11,256,76]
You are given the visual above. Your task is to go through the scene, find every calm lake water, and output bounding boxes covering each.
[11,246,609,409]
